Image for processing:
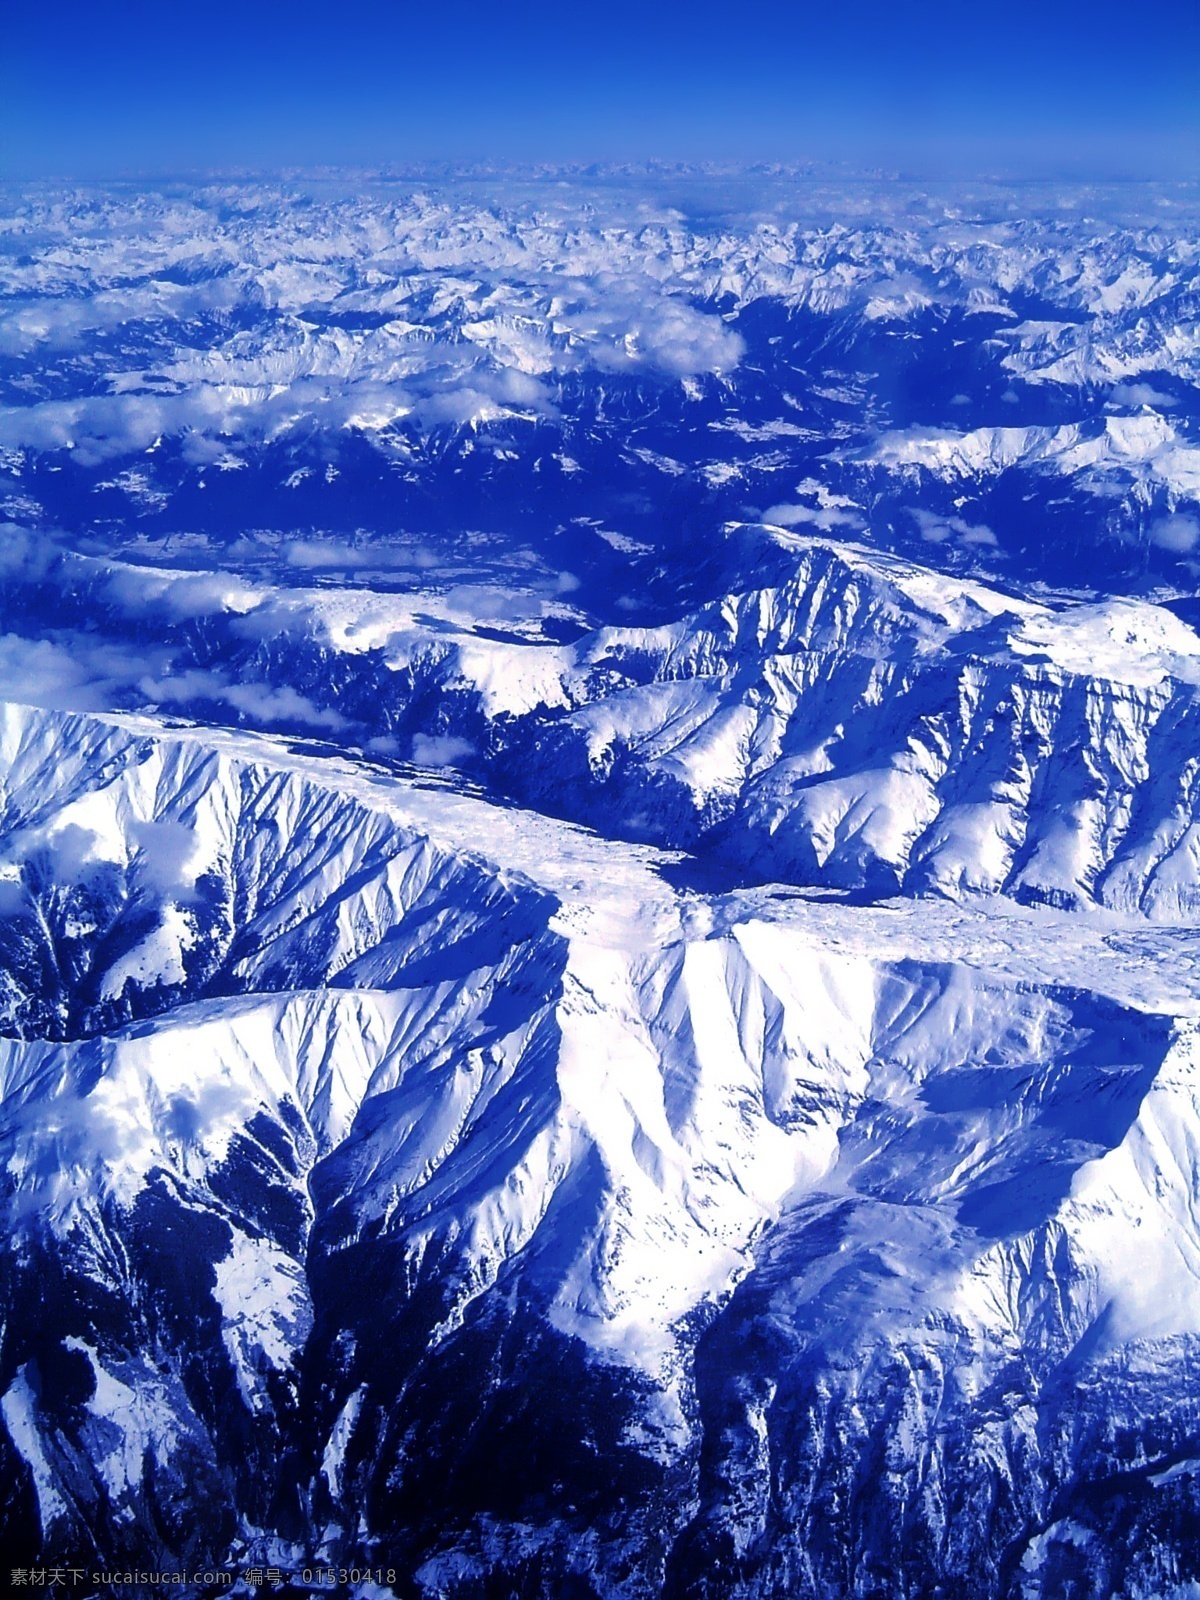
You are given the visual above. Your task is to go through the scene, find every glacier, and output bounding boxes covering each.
[2,171,1200,1597]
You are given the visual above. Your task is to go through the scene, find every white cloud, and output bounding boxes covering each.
[410,733,475,767]
[1149,514,1200,553]
[553,292,744,378]
[40,823,108,883]
[911,508,998,547]
[219,680,349,730]
[0,524,62,580]
[0,276,241,358]
[100,565,266,620]
[1111,382,1176,410]
[284,539,424,571]
[763,502,863,531]
[130,818,201,894]
[442,585,542,623]
[0,631,155,710]
[137,667,349,731]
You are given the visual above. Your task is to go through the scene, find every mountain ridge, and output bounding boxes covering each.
[3,699,1200,1593]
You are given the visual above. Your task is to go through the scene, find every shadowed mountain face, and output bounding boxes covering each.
[3,174,1200,1598]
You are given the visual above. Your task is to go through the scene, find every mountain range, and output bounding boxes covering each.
[2,171,1200,1598]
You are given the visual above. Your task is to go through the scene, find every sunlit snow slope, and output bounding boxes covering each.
[1,700,1199,1597]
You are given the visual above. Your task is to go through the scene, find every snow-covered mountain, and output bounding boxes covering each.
[450,530,1200,916]
[5,697,1200,1595]
[4,172,1200,1597]
[4,173,1200,604]
[15,527,1200,919]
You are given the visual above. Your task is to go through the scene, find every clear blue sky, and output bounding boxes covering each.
[2,0,1197,178]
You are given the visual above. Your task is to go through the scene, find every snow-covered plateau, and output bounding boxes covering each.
[3,171,1200,1597]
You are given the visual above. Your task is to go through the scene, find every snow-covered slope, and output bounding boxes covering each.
[0,701,555,1039]
[869,413,1200,506]
[4,701,1200,1595]
[516,532,1200,917]
[203,530,1200,920]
